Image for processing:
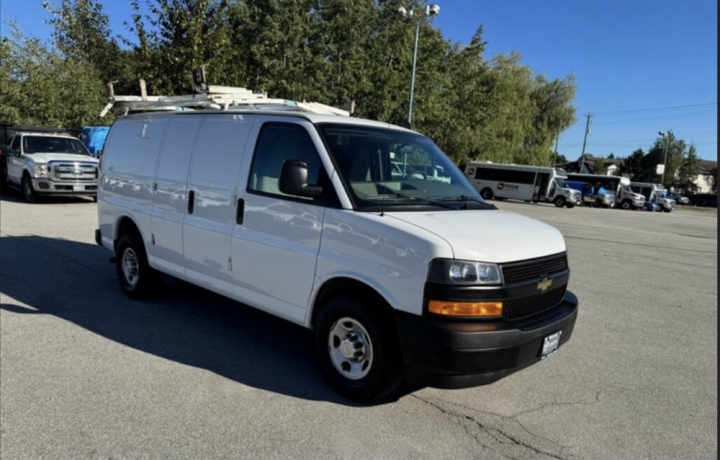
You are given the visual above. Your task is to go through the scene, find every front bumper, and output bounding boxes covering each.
[395,291,578,389]
[31,178,97,195]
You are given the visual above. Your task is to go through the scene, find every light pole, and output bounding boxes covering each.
[399,4,440,128]
[658,130,673,186]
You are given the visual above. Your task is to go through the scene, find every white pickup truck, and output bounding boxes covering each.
[5,132,99,203]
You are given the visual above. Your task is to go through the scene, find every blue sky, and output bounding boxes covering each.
[1,0,717,160]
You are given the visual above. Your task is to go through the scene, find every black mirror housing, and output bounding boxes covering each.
[279,160,322,198]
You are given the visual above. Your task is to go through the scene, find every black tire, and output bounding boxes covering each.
[480,188,493,200]
[115,233,162,299]
[22,174,38,203]
[591,199,601,208]
[554,196,566,208]
[314,296,404,402]
[663,208,672,213]
[620,201,632,210]
[565,202,576,209]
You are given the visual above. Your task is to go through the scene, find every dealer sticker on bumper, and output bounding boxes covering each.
[540,331,562,359]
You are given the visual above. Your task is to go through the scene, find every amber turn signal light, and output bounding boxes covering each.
[428,300,503,317]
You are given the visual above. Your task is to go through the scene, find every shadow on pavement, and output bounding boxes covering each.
[0,234,419,406]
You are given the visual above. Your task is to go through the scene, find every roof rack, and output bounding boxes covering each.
[100,78,352,118]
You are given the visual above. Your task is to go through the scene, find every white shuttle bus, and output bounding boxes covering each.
[465,162,582,208]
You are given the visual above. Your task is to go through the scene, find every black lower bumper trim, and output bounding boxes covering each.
[395,291,578,389]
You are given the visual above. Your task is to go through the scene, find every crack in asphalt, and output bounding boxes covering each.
[508,391,604,419]
[410,394,566,459]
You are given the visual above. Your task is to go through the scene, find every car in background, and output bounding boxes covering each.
[703,197,717,208]
[667,193,689,205]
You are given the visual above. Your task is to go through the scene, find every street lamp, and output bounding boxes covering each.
[399,4,440,128]
[658,130,673,186]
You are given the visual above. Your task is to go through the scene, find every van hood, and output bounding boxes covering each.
[29,153,98,164]
[386,210,566,263]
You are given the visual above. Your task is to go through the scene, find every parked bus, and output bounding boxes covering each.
[464,162,582,208]
[566,173,645,210]
[629,182,676,212]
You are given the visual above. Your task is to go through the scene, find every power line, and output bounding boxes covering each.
[592,102,717,115]
[592,109,717,126]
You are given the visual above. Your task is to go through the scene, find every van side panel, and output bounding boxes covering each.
[99,117,168,245]
[183,115,254,296]
[150,115,204,276]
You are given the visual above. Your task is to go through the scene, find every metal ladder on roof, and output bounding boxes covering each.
[99,69,353,118]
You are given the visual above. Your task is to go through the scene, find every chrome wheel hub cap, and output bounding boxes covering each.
[122,248,139,287]
[328,317,373,380]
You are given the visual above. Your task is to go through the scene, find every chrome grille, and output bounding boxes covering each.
[51,162,98,182]
[501,253,568,284]
[504,286,566,320]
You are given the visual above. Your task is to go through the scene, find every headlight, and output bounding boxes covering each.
[33,164,49,178]
[427,259,503,285]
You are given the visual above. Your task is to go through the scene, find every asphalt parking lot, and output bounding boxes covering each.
[1,193,717,459]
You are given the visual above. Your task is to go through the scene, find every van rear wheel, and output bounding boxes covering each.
[116,233,162,299]
[314,297,404,402]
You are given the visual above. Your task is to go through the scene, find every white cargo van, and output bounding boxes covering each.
[96,109,579,401]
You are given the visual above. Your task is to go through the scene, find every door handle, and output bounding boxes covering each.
[236,198,245,225]
[187,190,195,214]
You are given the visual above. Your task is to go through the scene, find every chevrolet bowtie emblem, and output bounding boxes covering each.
[537,277,553,292]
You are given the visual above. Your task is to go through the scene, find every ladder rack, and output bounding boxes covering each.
[99,84,352,118]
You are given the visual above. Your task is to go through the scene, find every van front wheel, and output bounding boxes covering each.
[116,233,162,299]
[554,196,566,208]
[314,297,404,402]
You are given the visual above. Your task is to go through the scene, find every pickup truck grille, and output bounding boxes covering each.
[504,286,566,320]
[501,253,568,284]
[51,163,98,182]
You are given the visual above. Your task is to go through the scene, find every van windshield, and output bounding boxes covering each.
[317,124,493,211]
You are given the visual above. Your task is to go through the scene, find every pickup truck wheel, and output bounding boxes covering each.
[116,233,162,299]
[554,196,566,208]
[565,202,576,209]
[22,175,39,203]
[314,297,404,402]
[663,208,672,213]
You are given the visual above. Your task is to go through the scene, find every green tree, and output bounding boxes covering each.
[43,0,136,94]
[675,144,700,193]
[594,157,606,175]
[620,148,646,180]
[0,24,107,128]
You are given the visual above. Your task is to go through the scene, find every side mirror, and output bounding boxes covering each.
[279,160,323,198]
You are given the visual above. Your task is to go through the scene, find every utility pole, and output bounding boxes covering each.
[579,114,592,173]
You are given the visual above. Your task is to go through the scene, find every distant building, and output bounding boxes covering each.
[694,160,717,194]
[562,154,622,176]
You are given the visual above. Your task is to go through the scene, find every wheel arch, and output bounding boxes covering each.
[309,276,397,330]
[113,214,145,252]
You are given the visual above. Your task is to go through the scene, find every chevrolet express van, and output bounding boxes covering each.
[96,110,579,401]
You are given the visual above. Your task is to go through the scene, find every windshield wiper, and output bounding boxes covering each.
[364,193,457,209]
[435,195,497,209]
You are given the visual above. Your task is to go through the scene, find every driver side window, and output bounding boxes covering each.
[248,123,322,200]
[10,136,20,152]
